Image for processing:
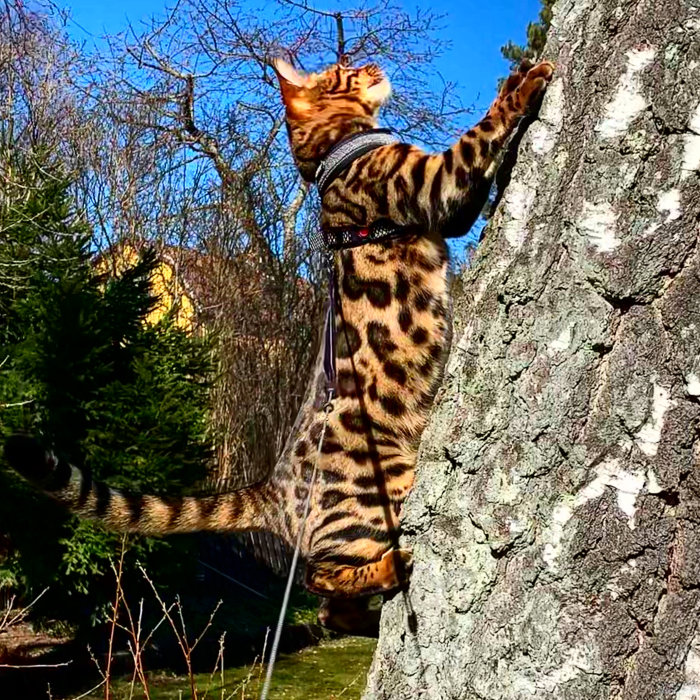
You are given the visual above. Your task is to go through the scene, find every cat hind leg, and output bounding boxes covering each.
[306,548,413,598]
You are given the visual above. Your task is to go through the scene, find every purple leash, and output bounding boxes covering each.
[322,252,337,390]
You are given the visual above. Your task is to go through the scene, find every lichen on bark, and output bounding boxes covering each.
[364,0,700,698]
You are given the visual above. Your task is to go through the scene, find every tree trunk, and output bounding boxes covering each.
[364,0,700,697]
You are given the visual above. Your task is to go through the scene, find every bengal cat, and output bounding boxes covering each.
[4,57,553,599]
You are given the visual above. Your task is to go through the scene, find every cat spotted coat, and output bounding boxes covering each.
[4,57,553,598]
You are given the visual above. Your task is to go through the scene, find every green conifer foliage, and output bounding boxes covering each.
[501,0,555,68]
[0,156,212,625]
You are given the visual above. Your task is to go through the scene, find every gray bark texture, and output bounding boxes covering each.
[364,0,700,698]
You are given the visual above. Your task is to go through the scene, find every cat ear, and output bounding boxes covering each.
[273,58,312,117]
[273,58,307,88]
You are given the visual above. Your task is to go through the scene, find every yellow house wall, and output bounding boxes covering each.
[95,244,195,332]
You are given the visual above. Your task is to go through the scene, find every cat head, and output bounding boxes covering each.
[273,59,391,182]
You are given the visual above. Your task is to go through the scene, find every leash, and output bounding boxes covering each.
[259,388,334,700]
[322,252,337,388]
[260,127,409,698]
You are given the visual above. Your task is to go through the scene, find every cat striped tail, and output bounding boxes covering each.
[4,434,273,536]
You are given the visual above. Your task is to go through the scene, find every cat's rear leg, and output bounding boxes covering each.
[305,548,413,598]
[317,595,382,637]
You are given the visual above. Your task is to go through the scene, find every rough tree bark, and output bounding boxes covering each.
[365,0,700,698]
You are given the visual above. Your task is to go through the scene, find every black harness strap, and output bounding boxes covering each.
[323,219,408,251]
[322,253,338,388]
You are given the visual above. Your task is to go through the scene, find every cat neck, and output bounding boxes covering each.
[290,115,378,182]
[315,117,380,167]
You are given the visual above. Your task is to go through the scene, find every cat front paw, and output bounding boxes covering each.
[519,61,555,110]
[383,547,413,587]
[497,60,554,116]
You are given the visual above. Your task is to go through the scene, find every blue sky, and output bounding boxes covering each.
[62,0,541,115]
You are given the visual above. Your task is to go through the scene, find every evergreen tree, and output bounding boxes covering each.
[0,155,213,625]
[501,0,555,68]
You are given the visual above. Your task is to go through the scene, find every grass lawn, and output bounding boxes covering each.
[76,636,376,700]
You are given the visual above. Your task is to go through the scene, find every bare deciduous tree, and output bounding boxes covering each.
[2,0,475,498]
[85,0,474,487]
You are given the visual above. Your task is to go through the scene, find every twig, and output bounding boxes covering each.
[0,587,49,632]
[113,571,151,699]
[337,670,365,697]
[282,181,309,262]
[70,679,107,700]
[0,660,72,669]
[104,537,128,699]
[190,600,222,653]
[335,12,346,62]
[1,398,35,409]
[138,565,222,700]
[195,560,269,600]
